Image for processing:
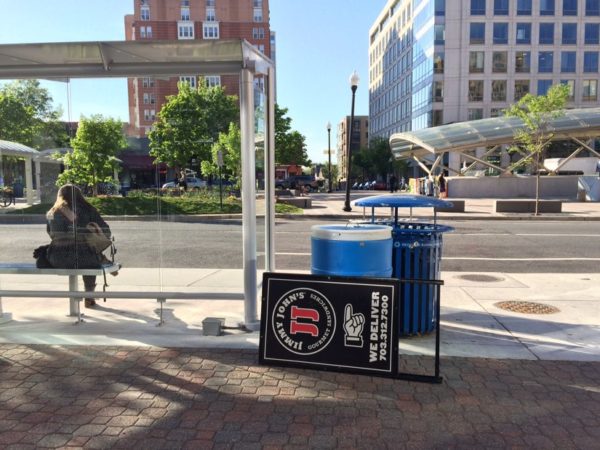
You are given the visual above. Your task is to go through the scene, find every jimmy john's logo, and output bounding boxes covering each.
[272,288,336,355]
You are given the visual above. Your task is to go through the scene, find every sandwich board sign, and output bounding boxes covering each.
[259,272,399,378]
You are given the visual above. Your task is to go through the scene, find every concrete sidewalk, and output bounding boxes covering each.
[1,268,598,362]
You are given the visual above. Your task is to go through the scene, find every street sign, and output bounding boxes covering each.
[217,150,224,167]
[260,272,399,378]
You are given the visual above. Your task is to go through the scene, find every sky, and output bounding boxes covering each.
[0,0,387,163]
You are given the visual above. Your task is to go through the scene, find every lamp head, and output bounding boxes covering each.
[326,121,331,131]
[349,70,360,89]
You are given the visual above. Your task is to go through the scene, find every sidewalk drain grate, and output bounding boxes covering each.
[458,274,504,282]
[495,301,559,314]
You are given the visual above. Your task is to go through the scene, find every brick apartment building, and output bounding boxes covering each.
[124,0,272,138]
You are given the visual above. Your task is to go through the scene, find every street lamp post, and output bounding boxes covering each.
[326,121,332,193]
[343,70,359,212]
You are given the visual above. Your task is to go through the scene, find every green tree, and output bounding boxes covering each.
[149,81,238,170]
[201,123,242,188]
[0,94,35,145]
[321,164,339,190]
[275,104,310,165]
[504,83,569,215]
[369,137,395,180]
[57,115,126,195]
[0,80,68,149]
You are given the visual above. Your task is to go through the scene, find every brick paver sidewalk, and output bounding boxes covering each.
[1,344,599,449]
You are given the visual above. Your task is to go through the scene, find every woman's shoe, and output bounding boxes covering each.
[84,299,96,308]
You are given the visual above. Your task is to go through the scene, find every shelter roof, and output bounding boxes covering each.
[0,39,272,79]
[390,107,600,160]
[0,140,38,157]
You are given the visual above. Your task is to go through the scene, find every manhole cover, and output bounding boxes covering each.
[495,301,560,314]
[458,274,504,282]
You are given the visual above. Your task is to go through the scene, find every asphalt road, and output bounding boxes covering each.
[3,218,600,273]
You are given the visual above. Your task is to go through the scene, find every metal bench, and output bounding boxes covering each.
[0,263,121,323]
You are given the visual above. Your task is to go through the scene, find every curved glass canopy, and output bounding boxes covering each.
[390,107,600,160]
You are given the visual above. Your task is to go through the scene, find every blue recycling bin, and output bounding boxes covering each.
[311,224,393,278]
[354,194,453,335]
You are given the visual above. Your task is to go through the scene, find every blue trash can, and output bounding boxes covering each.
[354,194,454,335]
[311,224,393,278]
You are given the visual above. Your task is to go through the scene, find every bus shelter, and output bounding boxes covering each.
[0,39,276,329]
[389,108,600,176]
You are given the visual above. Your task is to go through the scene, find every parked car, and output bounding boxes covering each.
[162,177,207,189]
[276,175,319,192]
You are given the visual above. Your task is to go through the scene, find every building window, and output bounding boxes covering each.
[142,77,154,88]
[181,0,190,5]
[517,0,532,15]
[205,76,221,87]
[435,0,446,16]
[514,80,530,100]
[516,23,531,44]
[539,23,554,45]
[468,108,483,120]
[252,27,265,39]
[582,80,598,100]
[562,24,577,44]
[468,80,484,101]
[515,51,531,72]
[471,0,486,15]
[432,110,444,126]
[561,79,575,100]
[537,80,553,95]
[493,51,508,72]
[179,76,196,88]
[255,44,265,53]
[584,52,599,72]
[434,52,445,73]
[493,23,508,44]
[140,6,150,21]
[563,0,578,15]
[433,81,444,102]
[203,23,219,39]
[181,7,190,21]
[206,0,215,6]
[494,0,509,15]
[254,7,263,22]
[540,0,555,15]
[434,24,445,44]
[561,51,577,72]
[585,24,600,44]
[178,23,194,39]
[492,80,507,101]
[143,93,156,104]
[490,108,503,117]
[206,8,216,21]
[470,23,485,44]
[586,0,600,15]
[538,51,554,72]
[254,0,263,6]
[143,109,156,121]
[469,51,485,73]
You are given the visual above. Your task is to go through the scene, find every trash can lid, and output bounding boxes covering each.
[353,194,453,209]
[311,224,392,241]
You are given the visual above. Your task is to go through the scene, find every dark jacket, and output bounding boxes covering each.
[46,206,111,269]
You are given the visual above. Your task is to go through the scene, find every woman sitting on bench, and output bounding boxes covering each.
[46,184,112,308]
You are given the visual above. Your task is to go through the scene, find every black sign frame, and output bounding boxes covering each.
[260,272,400,378]
[259,273,444,383]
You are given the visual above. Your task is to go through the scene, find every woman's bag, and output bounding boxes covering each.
[85,222,113,254]
[33,244,53,268]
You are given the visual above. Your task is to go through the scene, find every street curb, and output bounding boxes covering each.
[1,212,600,224]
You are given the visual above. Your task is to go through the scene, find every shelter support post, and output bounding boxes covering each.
[572,138,600,159]
[430,154,443,174]
[461,152,505,174]
[240,68,259,330]
[34,159,41,203]
[264,67,276,272]
[549,146,584,174]
[411,155,432,175]
[25,156,34,205]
